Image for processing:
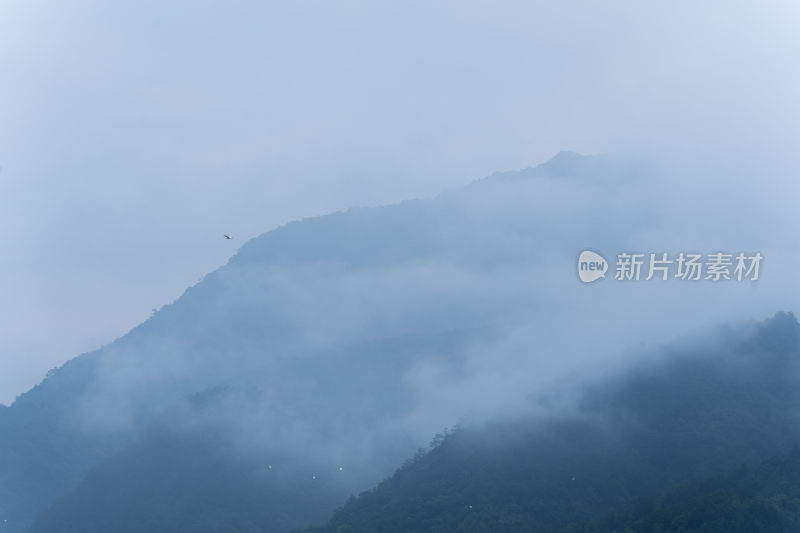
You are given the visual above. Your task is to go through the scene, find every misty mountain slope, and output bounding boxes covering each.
[29,313,800,533]
[0,352,121,531]
[1,151,776,532]
[27,389,368,533]
[0,154,644,530]
[0,327,475,532]
[305,312,800,533]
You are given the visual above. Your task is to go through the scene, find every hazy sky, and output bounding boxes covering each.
[2,0,800,405]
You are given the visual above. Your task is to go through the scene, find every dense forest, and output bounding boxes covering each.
[305,312,800,533]
[305,447,800,533]
[601,449,800,533]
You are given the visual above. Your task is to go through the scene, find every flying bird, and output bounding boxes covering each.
[223,235,232,240]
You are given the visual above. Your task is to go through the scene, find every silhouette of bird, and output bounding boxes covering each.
[224,235,232,240]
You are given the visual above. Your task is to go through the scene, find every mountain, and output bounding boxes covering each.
[0,151,781,531]
[601,449,800,533]
[23,312,800,533]
[27,412,357,533]
[305,312,800,532]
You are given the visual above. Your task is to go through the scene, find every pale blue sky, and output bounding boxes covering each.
[1,0,800,404]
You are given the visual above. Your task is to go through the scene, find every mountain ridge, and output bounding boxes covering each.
[0,151,752,532]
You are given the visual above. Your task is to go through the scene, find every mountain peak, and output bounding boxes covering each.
[476,151,639,186]
[537,150,595,175]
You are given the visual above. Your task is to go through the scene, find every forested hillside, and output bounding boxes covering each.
[306,312,800,533]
